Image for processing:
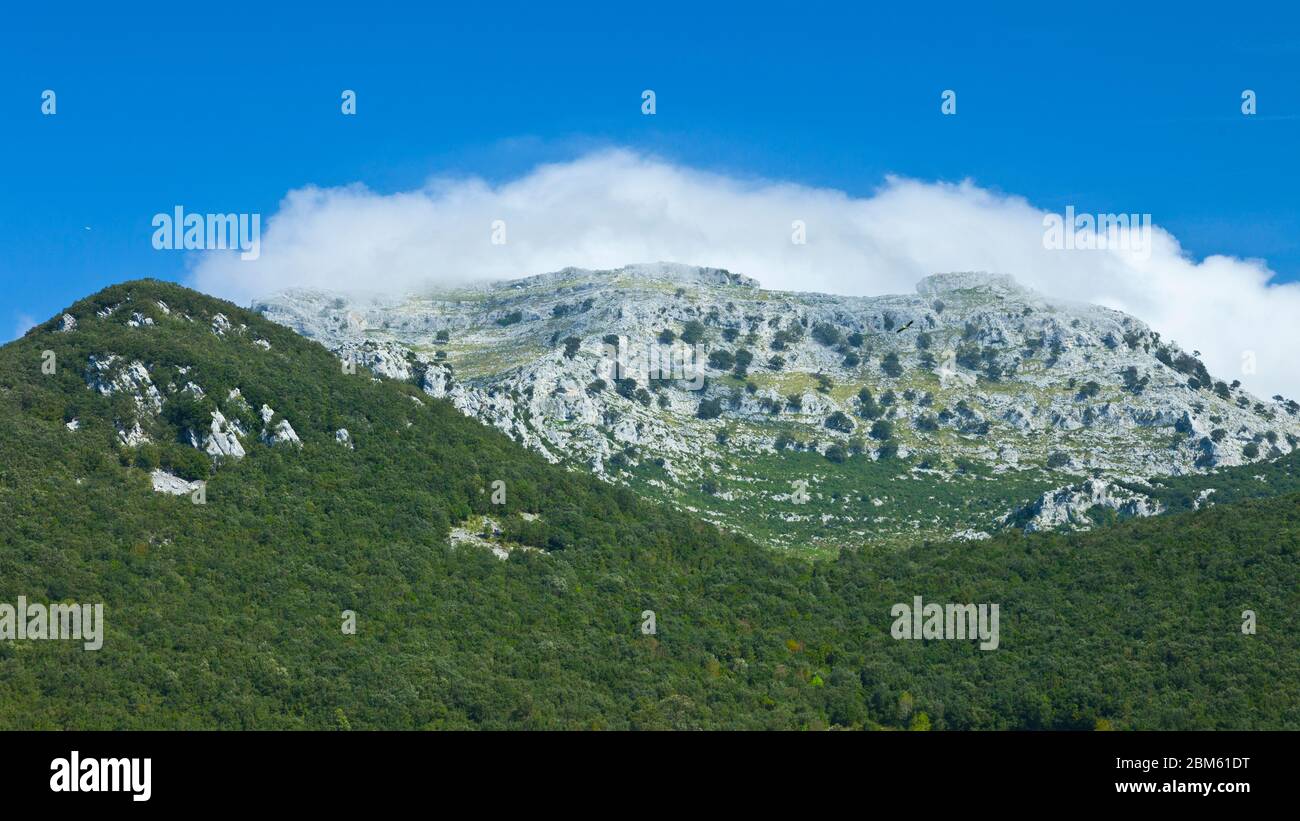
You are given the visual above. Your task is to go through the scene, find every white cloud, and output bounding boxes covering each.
[190,149,1300,398]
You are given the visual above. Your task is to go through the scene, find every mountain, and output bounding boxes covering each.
[2,277,1297,730]
[255,263,1300,552]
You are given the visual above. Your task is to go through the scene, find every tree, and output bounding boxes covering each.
[825,411,854,433]
[733,349,754,377]
[870,419,893,440]
[881,353,903,378]
[681,320,706,345]
[811,322,843,347]
[696,397,723,419]
[1122,366,1149,394]
[708,349,735,370]
[857,387,881,420]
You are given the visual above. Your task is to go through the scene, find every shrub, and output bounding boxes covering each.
[708,349,735,370]
[881,353,903,378]
[857,388,881,420]
[696,397,723,419]
[825,411,854,433]
[1121,366,1149,394]
[733,349,754,377]
[1076,381,1101,400]
[681,320,706,345]
[811,322,844,347]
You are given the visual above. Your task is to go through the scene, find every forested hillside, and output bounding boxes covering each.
[0,280,1295,729]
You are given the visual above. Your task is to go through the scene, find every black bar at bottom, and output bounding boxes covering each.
[3,730,1287,808]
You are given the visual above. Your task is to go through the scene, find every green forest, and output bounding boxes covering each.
[0,280,1296,729]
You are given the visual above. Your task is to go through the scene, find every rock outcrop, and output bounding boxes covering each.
[1001,478,1165,533]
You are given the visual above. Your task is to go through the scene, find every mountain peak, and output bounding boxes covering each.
[500,262,760,292]
[915,271,1028,297]
[619,262,760,288]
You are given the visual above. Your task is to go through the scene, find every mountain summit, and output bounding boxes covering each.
[255,265,1300,551]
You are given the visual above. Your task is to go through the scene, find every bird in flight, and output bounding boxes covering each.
[895,320,914,333]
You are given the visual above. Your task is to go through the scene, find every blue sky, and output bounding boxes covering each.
[4,1,1299,338]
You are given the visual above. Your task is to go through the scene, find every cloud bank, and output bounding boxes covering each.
[190,149,1300,398]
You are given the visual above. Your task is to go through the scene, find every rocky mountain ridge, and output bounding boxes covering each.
[254,262,1300,551]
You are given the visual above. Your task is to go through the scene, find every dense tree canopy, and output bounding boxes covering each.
[0,281,1295,729]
